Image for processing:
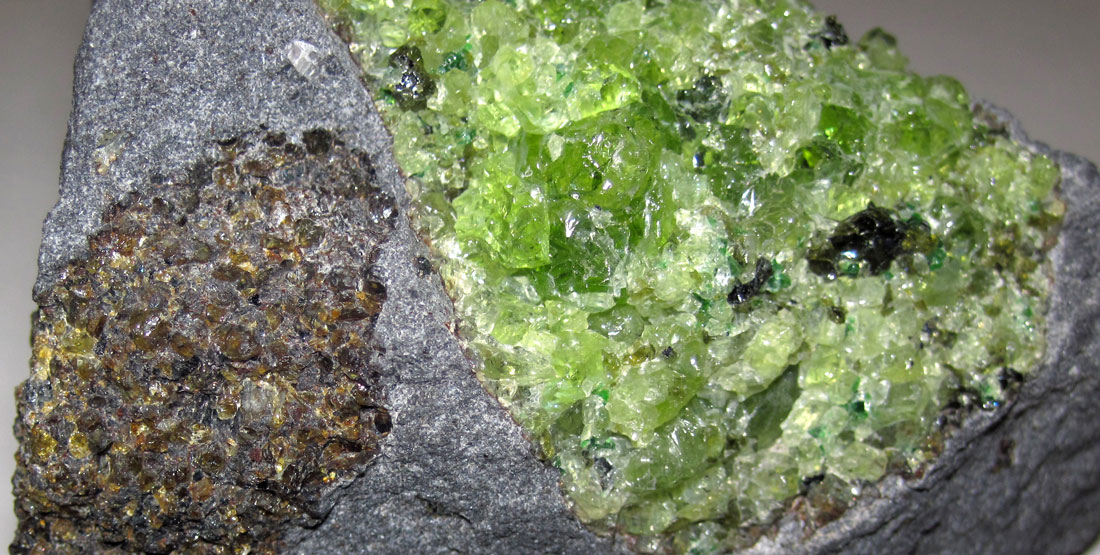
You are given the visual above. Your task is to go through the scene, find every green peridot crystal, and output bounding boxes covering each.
[321,0,1063,549]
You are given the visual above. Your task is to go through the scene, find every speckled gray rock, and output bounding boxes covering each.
[23,0,1100,553]
[29,1,615,553]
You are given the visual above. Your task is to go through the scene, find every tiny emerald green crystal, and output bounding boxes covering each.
[321,0,1063,549]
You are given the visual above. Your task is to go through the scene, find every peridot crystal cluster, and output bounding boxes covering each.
[322,0,1063,549]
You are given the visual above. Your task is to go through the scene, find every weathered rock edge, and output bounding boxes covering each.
[26,0,1100,553]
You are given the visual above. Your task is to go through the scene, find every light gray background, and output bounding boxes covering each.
[0,0,1097,548]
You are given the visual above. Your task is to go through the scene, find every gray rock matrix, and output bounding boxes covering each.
[33,1,615,553]
[25,0,1100,553]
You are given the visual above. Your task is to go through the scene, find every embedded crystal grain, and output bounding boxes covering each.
[13,131,396,553]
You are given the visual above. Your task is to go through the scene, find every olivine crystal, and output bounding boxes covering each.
[323,0,1063,549]
[13,131,396,553]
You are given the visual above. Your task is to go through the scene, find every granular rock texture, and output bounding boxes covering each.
[13,0,1100,554]
[19,1,614,554]
[14,131,397,553]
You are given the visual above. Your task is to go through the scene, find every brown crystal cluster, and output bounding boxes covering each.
[13,130,397,553]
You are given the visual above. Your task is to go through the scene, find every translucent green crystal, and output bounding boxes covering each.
[321,0,1063,549]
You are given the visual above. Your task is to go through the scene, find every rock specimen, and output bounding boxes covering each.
[14,1,612,553]
[11,0,1100,554]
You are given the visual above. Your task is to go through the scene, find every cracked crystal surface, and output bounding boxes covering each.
[323,0,1062,549]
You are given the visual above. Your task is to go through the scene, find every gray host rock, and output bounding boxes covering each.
[16,1,614,553]
[12,1,1100,553]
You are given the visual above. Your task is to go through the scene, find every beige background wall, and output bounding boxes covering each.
[0,0,92,545]
[0,0,1096,546]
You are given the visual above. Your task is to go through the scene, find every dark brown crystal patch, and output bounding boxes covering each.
[13,130,397,553]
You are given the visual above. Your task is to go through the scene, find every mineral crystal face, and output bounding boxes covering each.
[322,0,1063,549]
[13,131,396,553]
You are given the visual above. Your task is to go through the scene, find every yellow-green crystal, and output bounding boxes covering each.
[322,0,1063,547]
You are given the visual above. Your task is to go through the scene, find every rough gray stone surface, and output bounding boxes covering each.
[27,0,1100,553]
[33,1,616,553]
